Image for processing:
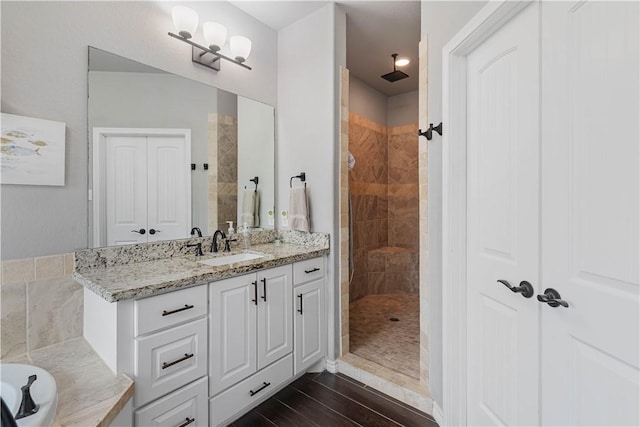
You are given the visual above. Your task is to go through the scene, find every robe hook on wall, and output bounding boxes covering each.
[418,122,443,140]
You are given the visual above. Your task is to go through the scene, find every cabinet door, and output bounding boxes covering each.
[257,265,293,370]
[210,274,257,396]
[294,278,325,375]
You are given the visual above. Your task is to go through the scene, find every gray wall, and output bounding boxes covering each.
[349,75,418,127]
[421,0,487,409]
[349,76,387,125]
[1,1,277,260]
[277,3,346,360]
[388,90,418,127]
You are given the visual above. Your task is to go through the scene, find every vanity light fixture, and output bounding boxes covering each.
[168,6,252,71]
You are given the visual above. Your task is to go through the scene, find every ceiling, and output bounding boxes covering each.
[231,0,420,97]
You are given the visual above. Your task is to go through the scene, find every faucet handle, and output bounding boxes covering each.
[224,238,238,252]
[187,242,204,256]
[15,375,39,420]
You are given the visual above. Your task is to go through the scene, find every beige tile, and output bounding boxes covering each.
[0,282,26,358]
[27,276,83,352]
[2,258,34,285]
[64,253,75,275]
[35,255,64,280]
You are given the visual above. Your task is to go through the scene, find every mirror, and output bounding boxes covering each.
[87,47,275,248]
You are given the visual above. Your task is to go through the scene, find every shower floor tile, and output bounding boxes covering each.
[349,293,420,379]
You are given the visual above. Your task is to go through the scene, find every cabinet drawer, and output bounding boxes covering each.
[293,257,324,285]
[135,284,207,336]
[135,377,208,427]
[210,354,293,426]
[136,318,207,407]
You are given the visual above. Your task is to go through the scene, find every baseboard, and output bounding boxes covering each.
[325,359,339,373]
[432,402,444,426]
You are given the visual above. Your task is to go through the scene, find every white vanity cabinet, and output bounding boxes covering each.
[83,284,210,427]
[209,264,293,425]
[82,253,327,427]
[293,257,326,375]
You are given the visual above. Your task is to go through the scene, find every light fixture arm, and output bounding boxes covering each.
[168,32,252,71]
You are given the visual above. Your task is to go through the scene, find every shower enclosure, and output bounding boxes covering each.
[348,108,420,379]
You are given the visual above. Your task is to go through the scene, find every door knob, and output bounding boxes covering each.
[149,228,161,235]
[131,228,146,235]
[497,280,534,298]
[537,288,569,308]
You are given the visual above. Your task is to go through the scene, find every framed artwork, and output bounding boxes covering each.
[1,113,66,186]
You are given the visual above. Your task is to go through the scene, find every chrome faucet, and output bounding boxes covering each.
[211,230,226,253]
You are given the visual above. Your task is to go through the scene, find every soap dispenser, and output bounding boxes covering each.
[226,221,235,236]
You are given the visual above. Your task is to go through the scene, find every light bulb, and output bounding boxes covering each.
[203,22,227,52]
[395,57,410,67]
[230,36,252,63]
[172,6,198,39]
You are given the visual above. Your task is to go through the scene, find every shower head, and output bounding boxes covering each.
[381,53,409,83]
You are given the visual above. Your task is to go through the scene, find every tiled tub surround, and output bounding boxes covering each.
[0,253,133,426]
[349,113,419,301]
[74,230,330,302]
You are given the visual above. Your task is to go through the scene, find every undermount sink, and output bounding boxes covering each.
[198,252,265,267]
[0,364,57,427]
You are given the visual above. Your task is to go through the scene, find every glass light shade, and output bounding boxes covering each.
[230,36,252,63]
[203,22,227,52]
[395,57,410,67]
[172,6,199,39]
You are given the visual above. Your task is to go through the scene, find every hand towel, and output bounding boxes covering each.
[289,186,310,232]
[240,188,257,227]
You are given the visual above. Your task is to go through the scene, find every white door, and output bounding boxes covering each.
[105,135,148,245]
[146,136,191,242]
[257,265,293,370]
[97,128,191,246]
[540,1,639,425]
[209,274,257,396]
[294,278,325,375]
[465,3,540,426]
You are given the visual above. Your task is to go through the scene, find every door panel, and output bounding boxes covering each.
[147,136,190,242]
[257,265,292,369]
[466,4,539,426]
[541,1,639,425]
[294,279,325,375]
[106,135,147,246]
[210,274,257,396]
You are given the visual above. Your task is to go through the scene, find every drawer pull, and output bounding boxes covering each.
[297,293,303,315]
[261,277,267,302]
[177,417,195,427]
[249,381,271,397]
[162,304,194,317]
[162,353,194,369]
[304,267,320,274]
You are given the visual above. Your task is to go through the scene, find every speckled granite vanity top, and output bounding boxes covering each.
[74,230,329,302]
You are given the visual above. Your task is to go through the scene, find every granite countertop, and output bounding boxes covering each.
[74,241,329,302]
[2,338,133,427]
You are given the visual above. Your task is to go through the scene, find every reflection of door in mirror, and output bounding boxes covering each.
[93,129,191,247]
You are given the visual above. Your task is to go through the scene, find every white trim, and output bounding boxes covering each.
[92,127,192,247]
[325,358,339,374]
[441,2,533,426]
[432,402,445,427]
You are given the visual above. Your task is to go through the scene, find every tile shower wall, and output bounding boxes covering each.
[349,113,419,301]
[208,113,238,233]
[0,254,82,359]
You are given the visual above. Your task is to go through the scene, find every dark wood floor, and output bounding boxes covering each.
[230,372,438,427]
